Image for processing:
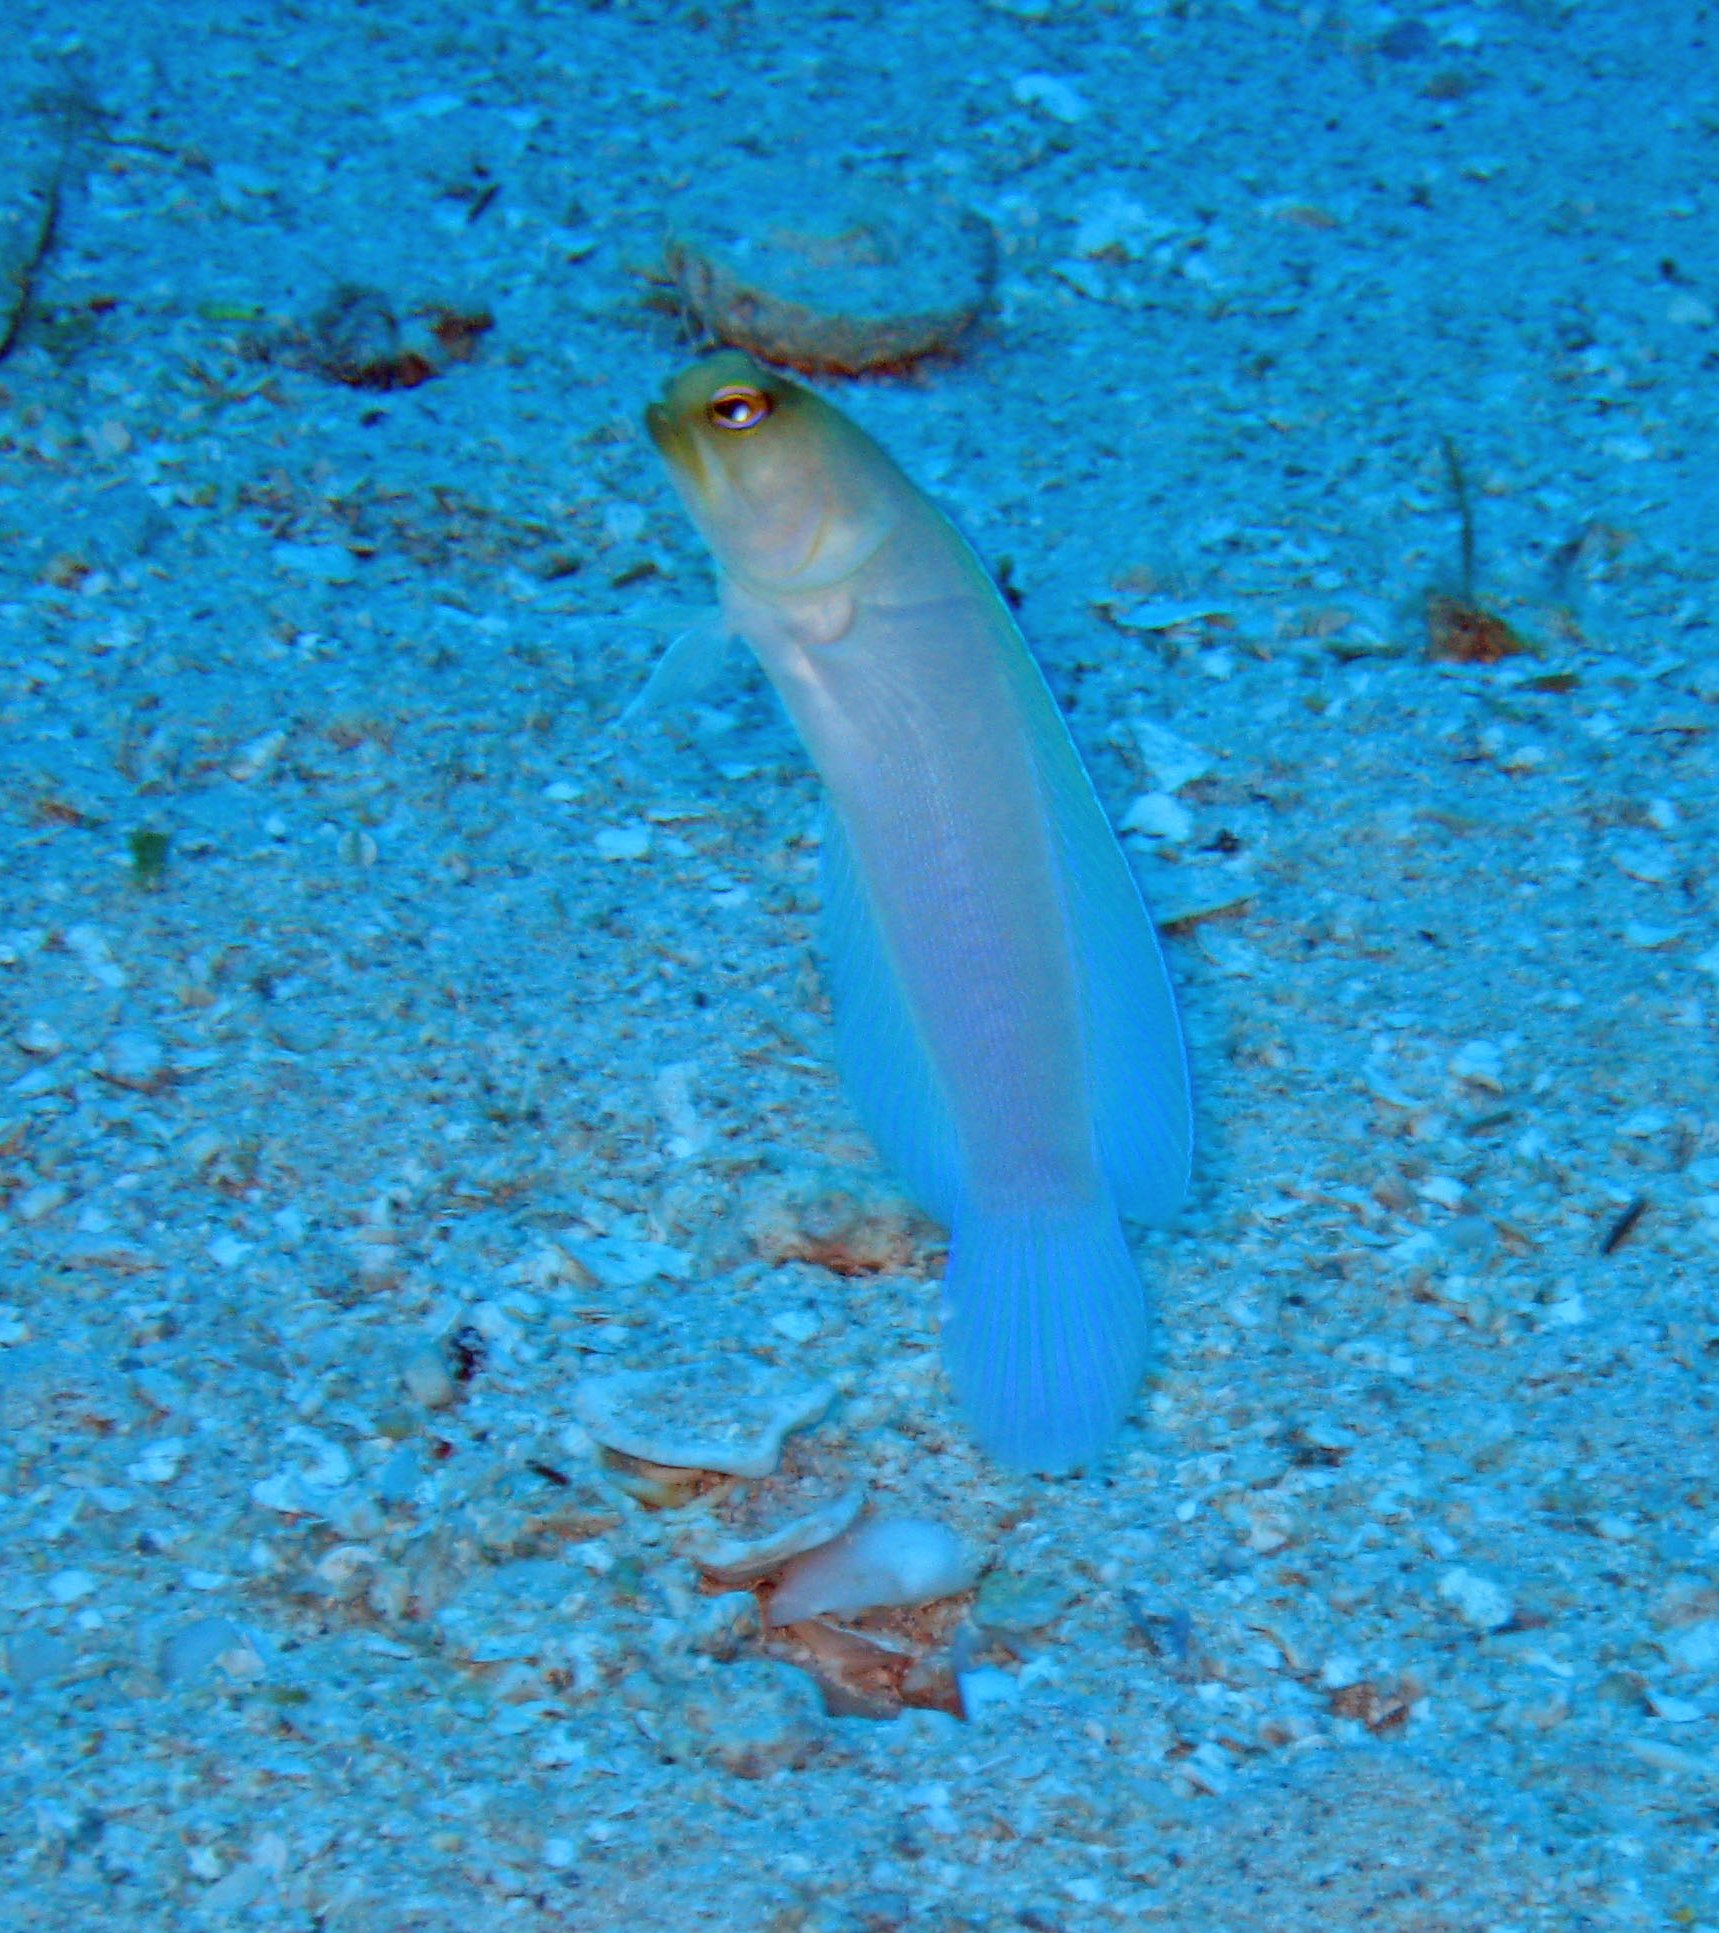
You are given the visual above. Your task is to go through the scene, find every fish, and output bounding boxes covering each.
[641,349,1191,1472]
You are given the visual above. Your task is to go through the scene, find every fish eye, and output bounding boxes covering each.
[708,384,773,432]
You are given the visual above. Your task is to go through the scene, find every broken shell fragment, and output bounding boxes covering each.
[573,1359,834,1479]
[766,1516,980,1625]
[684,1482,867,1586]
[597,1448,726,1511]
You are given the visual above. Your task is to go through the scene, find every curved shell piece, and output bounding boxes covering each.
[684,1483,868,1586]
[765,1516,979,1626]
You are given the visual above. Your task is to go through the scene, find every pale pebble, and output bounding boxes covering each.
[47,1569,98,1605]
[128,1438,187,1484]
[15,1019,63,1057]
[1011,72,1089,123]
[401,1343,459,1410]
[1121,792,1194,842]
[1646,1689,1705,1724]
[1437,1567,1515,1632]
[1623,922,1681,951]
[593,824,653,862]
[1663,1622,1719,1674]
[96,1027,166,1090]
[1124,718,1214,792]
[14,1181,70,1224]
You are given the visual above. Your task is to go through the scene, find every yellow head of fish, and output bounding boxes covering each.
[645,351,899,595]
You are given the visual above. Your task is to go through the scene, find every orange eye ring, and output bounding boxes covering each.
[708,384,773,431]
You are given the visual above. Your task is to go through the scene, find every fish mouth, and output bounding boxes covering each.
[643,392,710,499]
[643,398,670,451]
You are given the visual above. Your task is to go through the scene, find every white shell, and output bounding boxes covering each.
[574,1361,833,1478]
[766,1517,979,1625]
[684,1483,867,1586]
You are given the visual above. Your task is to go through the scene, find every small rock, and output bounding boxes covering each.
[376,1442,428,1507]
[436,1557,578,1663]
[742,1164,928,1275]
[227,728,289,782]
[767,1517,980,1625]
[1624,921,1681,951]
[682,1590,759,1660]
[15,1018,63,1057]
[1447,1040,1505,1092]
[14,1181,69,1224]
[664,164,994,374]
[957,1664,1021,1722]
[94,1027,166,1091]
[1613,844,1673,885]
[262,284,490,395]
[1011,72,1090,123]
[1130,854,1256,931]
[1120,792,1194,843]
[1645,1689,1705,1724]
[593,824,652,862]
[1321,1652,1366,1692]
[46,1568,97,1605]
[1123,718,1214,792]
[668,1658,826,1777]
[5,1628,75,1690]
[1425,592,1527,665]
[1437,1566,1515,1632]
[1073,193,1177,263]
[574,1359,834,1478]
[250,1427,354,1516]
[127,1437,186,1484]
[1377,17,1435,60]
[401,1342,459,1410]
[158,1616,260,1686]
[972,1570,1075,1636]
[65,924,126,990]
[1662,1622,1719,1674]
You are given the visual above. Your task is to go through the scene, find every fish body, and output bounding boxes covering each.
[645,352,1190,1470]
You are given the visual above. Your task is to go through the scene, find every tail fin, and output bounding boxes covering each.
[940,1193,1149,1473]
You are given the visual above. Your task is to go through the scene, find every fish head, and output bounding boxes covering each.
[645,351,897,594]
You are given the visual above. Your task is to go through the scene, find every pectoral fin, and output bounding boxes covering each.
[621,612,738,724]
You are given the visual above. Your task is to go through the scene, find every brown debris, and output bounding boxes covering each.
[253,285,493,392]
[1424,590,1529,665]
[1328,1672,1422,1734]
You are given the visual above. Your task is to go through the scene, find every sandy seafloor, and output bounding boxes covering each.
[2,0,1719,1925]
